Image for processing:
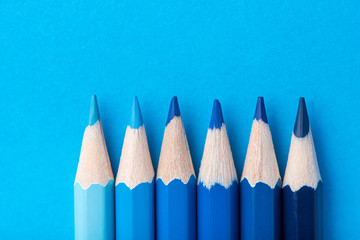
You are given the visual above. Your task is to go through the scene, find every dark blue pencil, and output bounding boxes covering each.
[156,96,196,240]
[197,100,239,240]
[240,97,281,240]
[283,98,323,240]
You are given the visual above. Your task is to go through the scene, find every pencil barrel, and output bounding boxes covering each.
[156,176,197,240]
[115,181,155,240]
[282,182,323,240]
[240,178,281,240]
[197,181,239,240]
[74,180,115,240]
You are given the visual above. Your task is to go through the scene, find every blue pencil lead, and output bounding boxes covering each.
[130,96,144,129]
[89,95,100,126]
[254,96,268,123]
[293,97,310,138]
[209,99,224,129]
[166,96,181,126]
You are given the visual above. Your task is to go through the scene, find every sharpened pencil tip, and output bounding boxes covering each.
[209,99,224,129]
[89,95,100,125]
[166,96,181,126]
[130,96,144,129]
[293,97,310,138]
[254,97,268,123]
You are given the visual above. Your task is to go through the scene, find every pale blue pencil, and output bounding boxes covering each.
[74,95,115,240]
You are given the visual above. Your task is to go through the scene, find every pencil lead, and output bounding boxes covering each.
[130,96,144,129]
[166,96,181,126]
[209,99,224,129]
[89,95,100,125]
[293,97,310,138]
[254,96,268,123]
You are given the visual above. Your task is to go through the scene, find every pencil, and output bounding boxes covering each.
[197,99,239,240]
[156,96,196,240]
[240,97,281,240]
[115,97,155,240]
[282,97,323,240]
[74,95,115,240]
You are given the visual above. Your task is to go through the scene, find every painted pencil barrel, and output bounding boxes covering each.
[156,176,197,240]
[115,180,155,240]
[283,182,323,240]
[74,180,115,240]
[240,178,281,240]
[197,181,239,240]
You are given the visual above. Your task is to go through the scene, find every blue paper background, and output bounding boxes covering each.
[0,0,359,239]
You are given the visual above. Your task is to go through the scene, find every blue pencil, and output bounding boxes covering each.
[115,97,155,240]
[197,100,239,240]
[283,98,323,240]
[74,95,115,240]
[240,97,281,240]
[156,96,196,240]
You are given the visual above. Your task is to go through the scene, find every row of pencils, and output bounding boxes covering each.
[74,95,322,240]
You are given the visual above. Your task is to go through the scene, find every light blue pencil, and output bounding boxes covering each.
[115,97,155,240]
[74,95,115,240]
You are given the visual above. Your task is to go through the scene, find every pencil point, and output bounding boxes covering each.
[89,95,100,125]
[166,96,181,125]
[130,96,144,129]
[254,97,268,123]
[293,97,310,138]
[209,99,224,129]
